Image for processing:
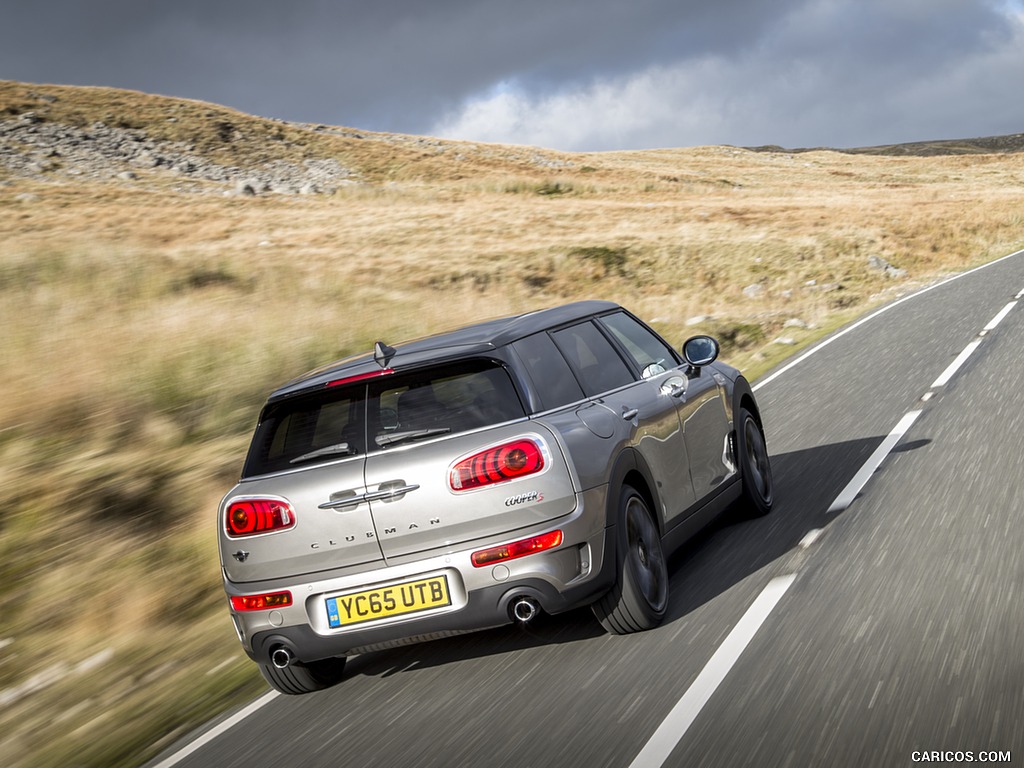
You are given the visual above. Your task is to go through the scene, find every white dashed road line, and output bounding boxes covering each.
[930,341,982,388]
[982,300,1017,332]
[627,575,797,768]
[827,410,923,514]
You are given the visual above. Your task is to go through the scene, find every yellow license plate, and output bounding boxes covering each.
[326,575,451,628]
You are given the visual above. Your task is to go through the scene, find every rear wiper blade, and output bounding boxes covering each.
[375,428,451,447]
[290,442,355,464]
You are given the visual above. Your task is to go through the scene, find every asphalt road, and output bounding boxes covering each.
[151,250,1024,768]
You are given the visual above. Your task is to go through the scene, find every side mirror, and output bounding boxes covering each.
[682,335,719,375]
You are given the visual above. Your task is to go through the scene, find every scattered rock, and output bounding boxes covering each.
[783,318,811,329]
[867,255,907,279]
[0,117,356,195]
[774,337,798,345]
[686,315,714,326]
[742,283,764,299]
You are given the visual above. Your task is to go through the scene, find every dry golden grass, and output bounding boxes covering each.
[1,80,1023,766]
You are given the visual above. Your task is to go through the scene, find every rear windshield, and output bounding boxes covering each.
[243,359,525,477]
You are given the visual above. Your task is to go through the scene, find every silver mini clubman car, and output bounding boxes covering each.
[218,301,772,694]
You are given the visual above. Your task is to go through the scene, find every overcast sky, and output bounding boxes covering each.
[2,0,1022,151]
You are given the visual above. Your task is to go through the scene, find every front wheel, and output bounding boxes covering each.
[592,486,669,635]
[736,407,773,518]
[258,656,347,695]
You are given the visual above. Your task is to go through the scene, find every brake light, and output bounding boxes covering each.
[471,530,563,567]
[230,591,293,611]
[327,369,394,387]
[226,499,295,537]
[449,439,545,491]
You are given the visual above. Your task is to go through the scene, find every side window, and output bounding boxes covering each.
[599,312,679,378]
[551,321,634,397]
[511,332,585,411]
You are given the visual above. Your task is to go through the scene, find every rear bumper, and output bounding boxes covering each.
[225,487,613,664]
[247,575,610,663]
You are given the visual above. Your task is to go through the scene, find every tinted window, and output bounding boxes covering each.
[246,388,364,476]
[244,360,525,476]
[551,321,634,396]
[512,332,585,411]
[599,312,678,378]
[371,361,524,448]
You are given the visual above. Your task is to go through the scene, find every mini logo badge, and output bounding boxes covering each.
[232,550,250,562]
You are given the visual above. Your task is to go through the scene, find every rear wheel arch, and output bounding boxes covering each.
[605,448,663,537]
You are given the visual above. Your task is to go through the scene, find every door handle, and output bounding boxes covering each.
[318,483,420,509]
[621,407,639,421]
[364,483,420,502]
[660,377,687,398]
[318,490,363,510]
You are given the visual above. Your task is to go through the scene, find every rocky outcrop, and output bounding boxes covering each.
[0,113,355,195]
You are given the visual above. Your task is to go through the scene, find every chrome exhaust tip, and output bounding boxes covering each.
[510,597,540,623]
[271,647,294,669]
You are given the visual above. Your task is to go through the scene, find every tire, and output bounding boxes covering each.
[736,407,773,517]
[258,656,347,695]
[592,485,669,635]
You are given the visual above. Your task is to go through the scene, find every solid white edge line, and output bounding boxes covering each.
[930,340,982,388]
[983,300,1017,331]
[752,248,1024,392]
[628,574,797,768]
[149,689,280,768]
[827,410,922,514]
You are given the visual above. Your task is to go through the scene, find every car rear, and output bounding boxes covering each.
[219,355,610,675]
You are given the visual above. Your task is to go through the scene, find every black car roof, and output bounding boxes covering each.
[269,300,621,400]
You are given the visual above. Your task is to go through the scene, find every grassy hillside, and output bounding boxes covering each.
[1,80,1023,766]
[749,131,1024,156]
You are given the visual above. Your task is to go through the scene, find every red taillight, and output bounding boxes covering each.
[225,499,295,537]
[449,439,545,491]
[230,591,293,611]
[471,530,563,567]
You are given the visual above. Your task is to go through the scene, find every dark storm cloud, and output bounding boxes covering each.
[1,0,1022,149]
[0,0,799,125]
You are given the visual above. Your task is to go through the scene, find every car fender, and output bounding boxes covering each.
[604,447,664,536]
[730,375,762,431]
